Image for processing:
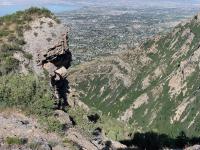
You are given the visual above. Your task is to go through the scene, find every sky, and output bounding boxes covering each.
[0,0,200,16]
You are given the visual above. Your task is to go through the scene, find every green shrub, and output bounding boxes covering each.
[46,117,64,134]
[1,43,22,52]
[7,35,26,45]
[0,74,53,114]
[23,52,33,60]
[7,35,17,42]
[16,38,26,45]
[16,25,23,37]
[6,137,27,145]
[4,57,19,69]
[25,7,52,16]
[0,30,9,37]
[0,74,64,134]
[0,7,55,24]
[0,57,19,75]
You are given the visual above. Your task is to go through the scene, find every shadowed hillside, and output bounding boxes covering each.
[120,131,200,149]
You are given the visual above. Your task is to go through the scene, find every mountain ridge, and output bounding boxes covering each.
[0,7,128,149]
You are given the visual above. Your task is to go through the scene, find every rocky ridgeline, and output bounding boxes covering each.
[0,9,127,149]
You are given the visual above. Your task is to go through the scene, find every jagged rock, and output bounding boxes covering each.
[109,140,127,149]
[194,13,200,21]
[55,67,68,78]
[43,62,58,76]
[54,110,73,129]
[40,32,71,72]
[67,89,90,111]
[39,143,52,150]
[30,139,52,150]
[20,120,29,125]
[0,145,31,150]
[38,31,72,109]
[66,128,100,150]
[23,17,68,74]
[54,145,68,150]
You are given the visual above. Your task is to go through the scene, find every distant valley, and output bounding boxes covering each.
[57,6,200,63]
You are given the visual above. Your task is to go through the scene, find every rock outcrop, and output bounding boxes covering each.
[37,32,72,109]
[22,16,73,109]
[38,32,72,74]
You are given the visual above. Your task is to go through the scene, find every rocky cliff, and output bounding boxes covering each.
[0,8,127,150]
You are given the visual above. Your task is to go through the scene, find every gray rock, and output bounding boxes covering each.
[53,145,68,150]
[54,110,73,129]
[40,142,52,150]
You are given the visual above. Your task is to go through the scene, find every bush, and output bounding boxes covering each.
[0,74,64,134]
[23,52,33,60]
[46,117,65,134]
[0,74,53,115]
[7,35,26,45]
[0,7,55,25]
[25,7,53,18]
[0,56,20,75]
[1,43,22,52]
[0,30,9,37]
[16,25,23,37]
[7,35,17,42]
[4,57,19,71]
[0,48,20,75]
[6,137,27,145]
[16,38,26,45]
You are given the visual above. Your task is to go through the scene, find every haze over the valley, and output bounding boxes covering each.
[1,0,200,16]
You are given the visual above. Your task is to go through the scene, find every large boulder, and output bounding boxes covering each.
[54,110,74,129]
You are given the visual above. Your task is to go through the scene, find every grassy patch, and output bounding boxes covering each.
[23,52,33,60]
[6,137,27,145]
[68,106,135,141]
[0,73,64,134]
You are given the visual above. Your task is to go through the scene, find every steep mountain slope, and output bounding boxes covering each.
[68,13,200,137]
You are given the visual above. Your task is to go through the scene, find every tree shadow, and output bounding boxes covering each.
[119,131,200,150]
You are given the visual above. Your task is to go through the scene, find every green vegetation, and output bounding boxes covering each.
[1,43,22,52]
[0,8,64,135]
[71,13,200,138]
[0,74,64,134]
[6,137,27,145]
[68,107,135,141]
[23,52,33,60]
